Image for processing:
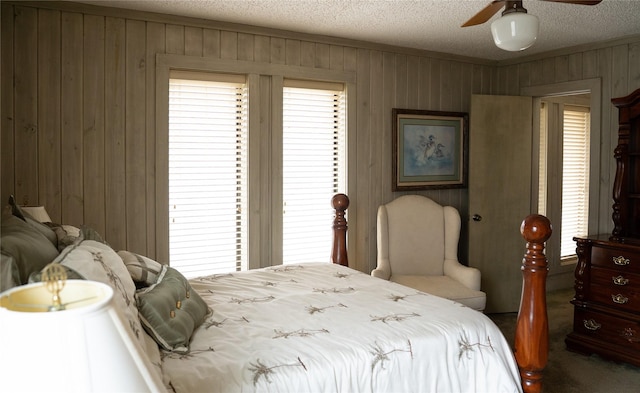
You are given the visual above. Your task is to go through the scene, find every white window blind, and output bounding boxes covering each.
[168,73,248,278]
[282,81,346,264]
[561,106,590,258]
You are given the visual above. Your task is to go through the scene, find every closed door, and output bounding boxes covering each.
[469,94,533,313]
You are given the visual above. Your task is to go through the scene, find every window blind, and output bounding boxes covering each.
[168,74,248,278]
[282,82,346,264]
[560,106,590,258]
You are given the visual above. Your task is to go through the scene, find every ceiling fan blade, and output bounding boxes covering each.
[540,0,602,5]
[461,0,506,27]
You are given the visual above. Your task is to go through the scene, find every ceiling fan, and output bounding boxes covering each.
[462,0,602,52]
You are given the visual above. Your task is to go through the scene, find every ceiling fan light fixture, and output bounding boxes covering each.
[491,12,539,51]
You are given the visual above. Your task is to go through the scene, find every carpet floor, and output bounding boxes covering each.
[488,288,640,392]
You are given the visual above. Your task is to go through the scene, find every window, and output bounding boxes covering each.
[168,72,248,278]
[560,106,590,258]
[282,80,347,264]
[538,98,590,262]
[166,70,349,276]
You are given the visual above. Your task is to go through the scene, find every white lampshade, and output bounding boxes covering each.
[20,205,52,223]
[0,280,164,392]
[491,12,539,51]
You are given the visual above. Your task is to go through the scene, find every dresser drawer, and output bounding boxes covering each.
[591,244,640,273]
[573,308,640,348]
[590,266,640,289]
[589,283,640,313]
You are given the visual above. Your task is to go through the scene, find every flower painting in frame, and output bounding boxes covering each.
[392,109,468,191]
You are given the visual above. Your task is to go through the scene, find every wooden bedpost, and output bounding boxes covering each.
[515,214,552,393]
[331,193,349,267]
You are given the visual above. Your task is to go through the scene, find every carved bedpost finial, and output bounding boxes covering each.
[515,214,552,393]
[331,194,349,267]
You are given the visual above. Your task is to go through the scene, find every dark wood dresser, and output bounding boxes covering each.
[566,88,640,366]
[566,235,640,366]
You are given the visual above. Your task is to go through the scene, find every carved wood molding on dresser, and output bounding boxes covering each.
[610,88,640,246]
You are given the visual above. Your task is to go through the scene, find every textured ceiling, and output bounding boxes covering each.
[77,0,640,61]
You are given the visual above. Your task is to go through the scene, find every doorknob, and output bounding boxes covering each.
[472,214,482,222]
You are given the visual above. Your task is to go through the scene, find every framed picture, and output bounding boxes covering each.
[392,109,468,191]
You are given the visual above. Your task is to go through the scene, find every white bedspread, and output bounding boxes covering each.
[162,263,522,393]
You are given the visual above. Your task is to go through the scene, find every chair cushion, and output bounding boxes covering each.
[391,274,486,311]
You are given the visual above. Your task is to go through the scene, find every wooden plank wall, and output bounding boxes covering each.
[2,1,639,273]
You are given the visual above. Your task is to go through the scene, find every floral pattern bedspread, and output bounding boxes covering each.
[162,263,522,393]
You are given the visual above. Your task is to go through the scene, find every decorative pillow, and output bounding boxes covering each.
[118,250,164,285]
[140,328,166,388]
[78,225,107,244]
[45,223,107,252]
[46,223,82,251]
[0,214,60,286]
[0,252,21,292]
[52,240,146,350]
[136,265,210,353]
[27,264,85,283]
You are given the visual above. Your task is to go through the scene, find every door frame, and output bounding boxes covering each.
[521,78,603,290]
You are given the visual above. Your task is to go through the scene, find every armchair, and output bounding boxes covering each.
[372,195,486,311]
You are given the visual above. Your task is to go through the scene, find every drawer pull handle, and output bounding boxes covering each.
[583,319,601,331]
[612,294,629,304]
[613,275,629,286]
[622,328,640,343]
[613,256,630,266]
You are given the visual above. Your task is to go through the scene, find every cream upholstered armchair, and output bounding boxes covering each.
[372,195,486,311]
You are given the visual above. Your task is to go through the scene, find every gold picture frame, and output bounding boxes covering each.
[392,108,468,191]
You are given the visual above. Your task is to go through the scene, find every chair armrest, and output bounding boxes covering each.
[444,259,481,291]
[371,263,391,280]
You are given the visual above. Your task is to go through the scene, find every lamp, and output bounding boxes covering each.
[490,5,539,51]
[20,205,52,223]
[0,278,164,392]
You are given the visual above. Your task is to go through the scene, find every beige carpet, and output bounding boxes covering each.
[488,288,640,393]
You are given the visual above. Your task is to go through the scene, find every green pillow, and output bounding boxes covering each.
[118,250,164,285]
[136,265,210,353]
[45,223,107,252]
[7,195,57,247]
[0,215,59,285]
[1,252,21,292]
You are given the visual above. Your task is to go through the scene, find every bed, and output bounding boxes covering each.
[0,193,550,393]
